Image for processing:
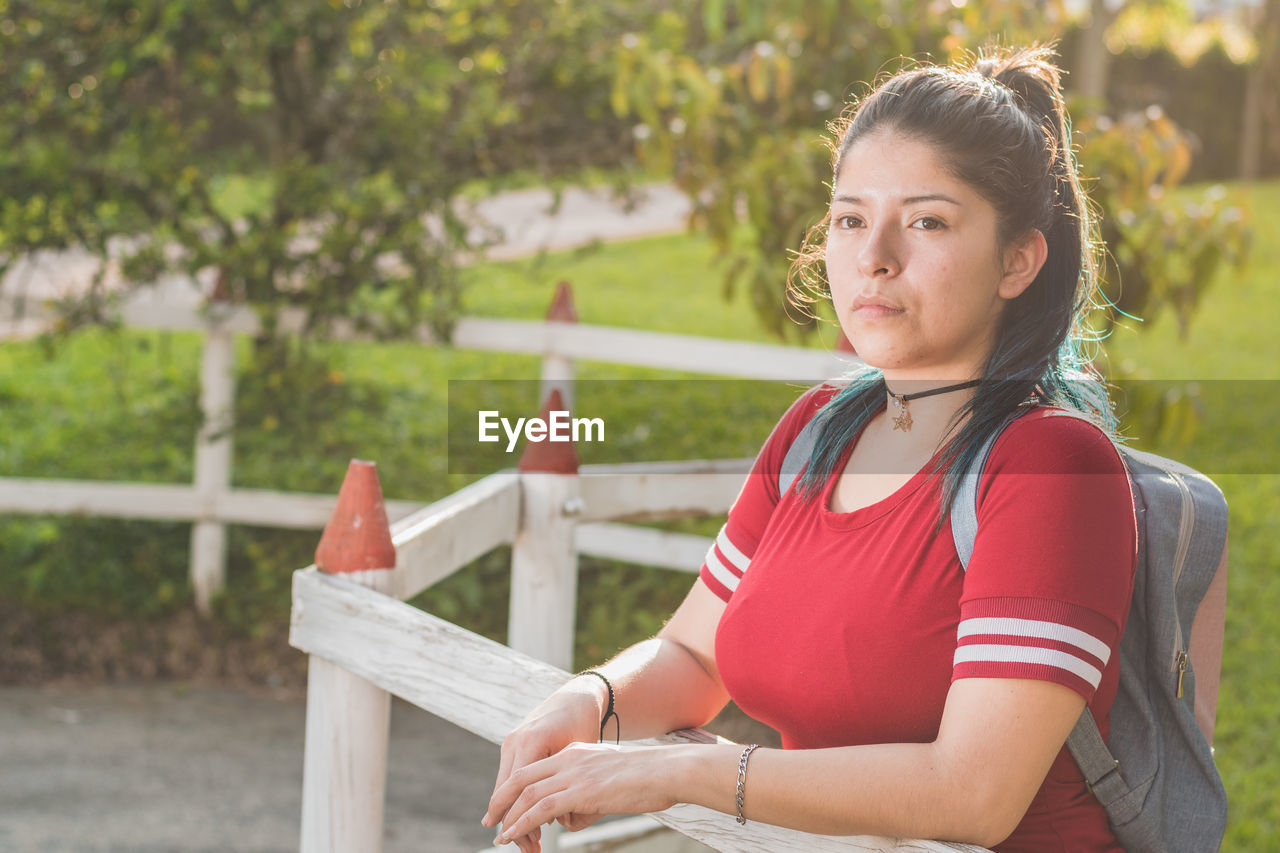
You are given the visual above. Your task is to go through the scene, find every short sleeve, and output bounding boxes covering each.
[698,384,839,602]
[951,412,1138,702]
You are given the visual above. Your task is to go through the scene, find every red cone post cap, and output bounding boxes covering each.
[315,459,397,574]
[517,389,581,474]
[546,281,579,323]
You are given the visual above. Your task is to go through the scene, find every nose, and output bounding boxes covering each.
[856,223,901,278]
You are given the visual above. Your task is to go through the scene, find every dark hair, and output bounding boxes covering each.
[788,42,1117,524]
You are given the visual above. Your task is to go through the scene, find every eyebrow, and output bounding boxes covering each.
[833,193,963,206]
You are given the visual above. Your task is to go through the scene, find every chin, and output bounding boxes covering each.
[847,347,900,371]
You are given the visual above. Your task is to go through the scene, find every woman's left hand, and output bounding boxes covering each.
[482,742,680,845]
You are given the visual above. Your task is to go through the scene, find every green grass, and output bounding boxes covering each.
[1103,180,1280,381]
[458,229,841,347]
[2,179,1277,847]
[1100,180,1280,847]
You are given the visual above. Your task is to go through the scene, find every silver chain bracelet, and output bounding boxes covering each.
[735,743,761,825]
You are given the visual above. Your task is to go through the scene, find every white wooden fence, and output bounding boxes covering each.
[0,285,852,613]
[5,284,990,851]
[288,458,991,853]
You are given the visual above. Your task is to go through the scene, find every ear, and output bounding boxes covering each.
[998,228,1048,300]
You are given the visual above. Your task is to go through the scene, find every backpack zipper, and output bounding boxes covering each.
[1169,469,1195,688]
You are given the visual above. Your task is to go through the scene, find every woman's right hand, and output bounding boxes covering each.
[488,580,729,851]
[488,677,608,851]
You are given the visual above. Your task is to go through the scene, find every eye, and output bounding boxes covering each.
[832,213,863,229]
[914,216,946,231]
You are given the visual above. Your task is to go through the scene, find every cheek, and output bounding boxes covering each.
[824,244,853,302]
[828,280,855,319]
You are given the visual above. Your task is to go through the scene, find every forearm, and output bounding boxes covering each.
[580,636,730,741]
[669,741,1005,847]
[491,679,1076,848]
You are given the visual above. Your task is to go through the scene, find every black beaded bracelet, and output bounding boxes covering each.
[577,670,620,744]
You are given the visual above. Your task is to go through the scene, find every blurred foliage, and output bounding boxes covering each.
[1,0,1262,352]
[1074,106,1251,443]
[1102,43,1269,186]
[1077,107,1252,340]
[0,328,782,664]
[607,0,1255,340]
[1107,0,1257,64]
[0,0,1262,649]
[0,515,192,619]
[0,0,645,341]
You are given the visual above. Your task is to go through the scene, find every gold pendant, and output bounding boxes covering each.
[892,400,913,432]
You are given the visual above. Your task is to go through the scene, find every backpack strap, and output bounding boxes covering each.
[949,410,1129,808]
[778,414,822,497]
[1065,708,1131,810]
[949,417,1012,570]
[950,407,1096,569]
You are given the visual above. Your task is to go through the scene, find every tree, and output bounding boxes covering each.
[1239,0,1280,179]
[0,0,641,341]
[0,1,1254,356]
[608,0,1251,344]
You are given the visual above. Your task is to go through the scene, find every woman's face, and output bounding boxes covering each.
[825,129,1042,382]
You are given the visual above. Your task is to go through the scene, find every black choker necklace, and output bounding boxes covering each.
[885,379,982,432]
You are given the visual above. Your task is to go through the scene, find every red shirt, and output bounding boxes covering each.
[699,385,1137,852]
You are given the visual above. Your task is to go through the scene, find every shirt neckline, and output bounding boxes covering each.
[815,419,947,531]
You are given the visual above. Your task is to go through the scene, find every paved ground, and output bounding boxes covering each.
[0,683,504,853]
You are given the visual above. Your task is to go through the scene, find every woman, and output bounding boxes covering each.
[483,43,1137,852]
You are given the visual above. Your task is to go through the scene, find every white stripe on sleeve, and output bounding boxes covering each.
[715,527,751,574]
[957,617,1111,665]
[953,644,1103,689]
[702,546,740,593]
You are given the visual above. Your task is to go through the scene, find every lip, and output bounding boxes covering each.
[851,295,905,317]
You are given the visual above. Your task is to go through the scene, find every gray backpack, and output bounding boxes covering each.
[780,410,1229,852]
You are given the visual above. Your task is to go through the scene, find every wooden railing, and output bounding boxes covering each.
[288,458,990,853]
[0,283,852,614]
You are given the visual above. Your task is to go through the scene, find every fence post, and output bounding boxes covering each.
[509,389,581,853]
[190,281,235,614]
[541,281,578,414]
[299,460,396,853]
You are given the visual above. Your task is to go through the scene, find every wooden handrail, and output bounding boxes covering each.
[289,568,988,853]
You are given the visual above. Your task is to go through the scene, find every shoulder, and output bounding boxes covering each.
[734,382,843,508]
[985,406,1127,478]
[762,381,844,453]
[962,409,1138,629]
[974,406,1136,537]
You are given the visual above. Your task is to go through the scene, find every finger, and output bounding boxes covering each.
[494,736,518,795]
[497,820,539,852]
[503,789,571,844]
[510,824,539,853]
[493,817,538,849]
[562,812,603,832]
[485,763,529,827]
[494,735,541,796]
[486,757,558,830]
[492,736,552,802]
